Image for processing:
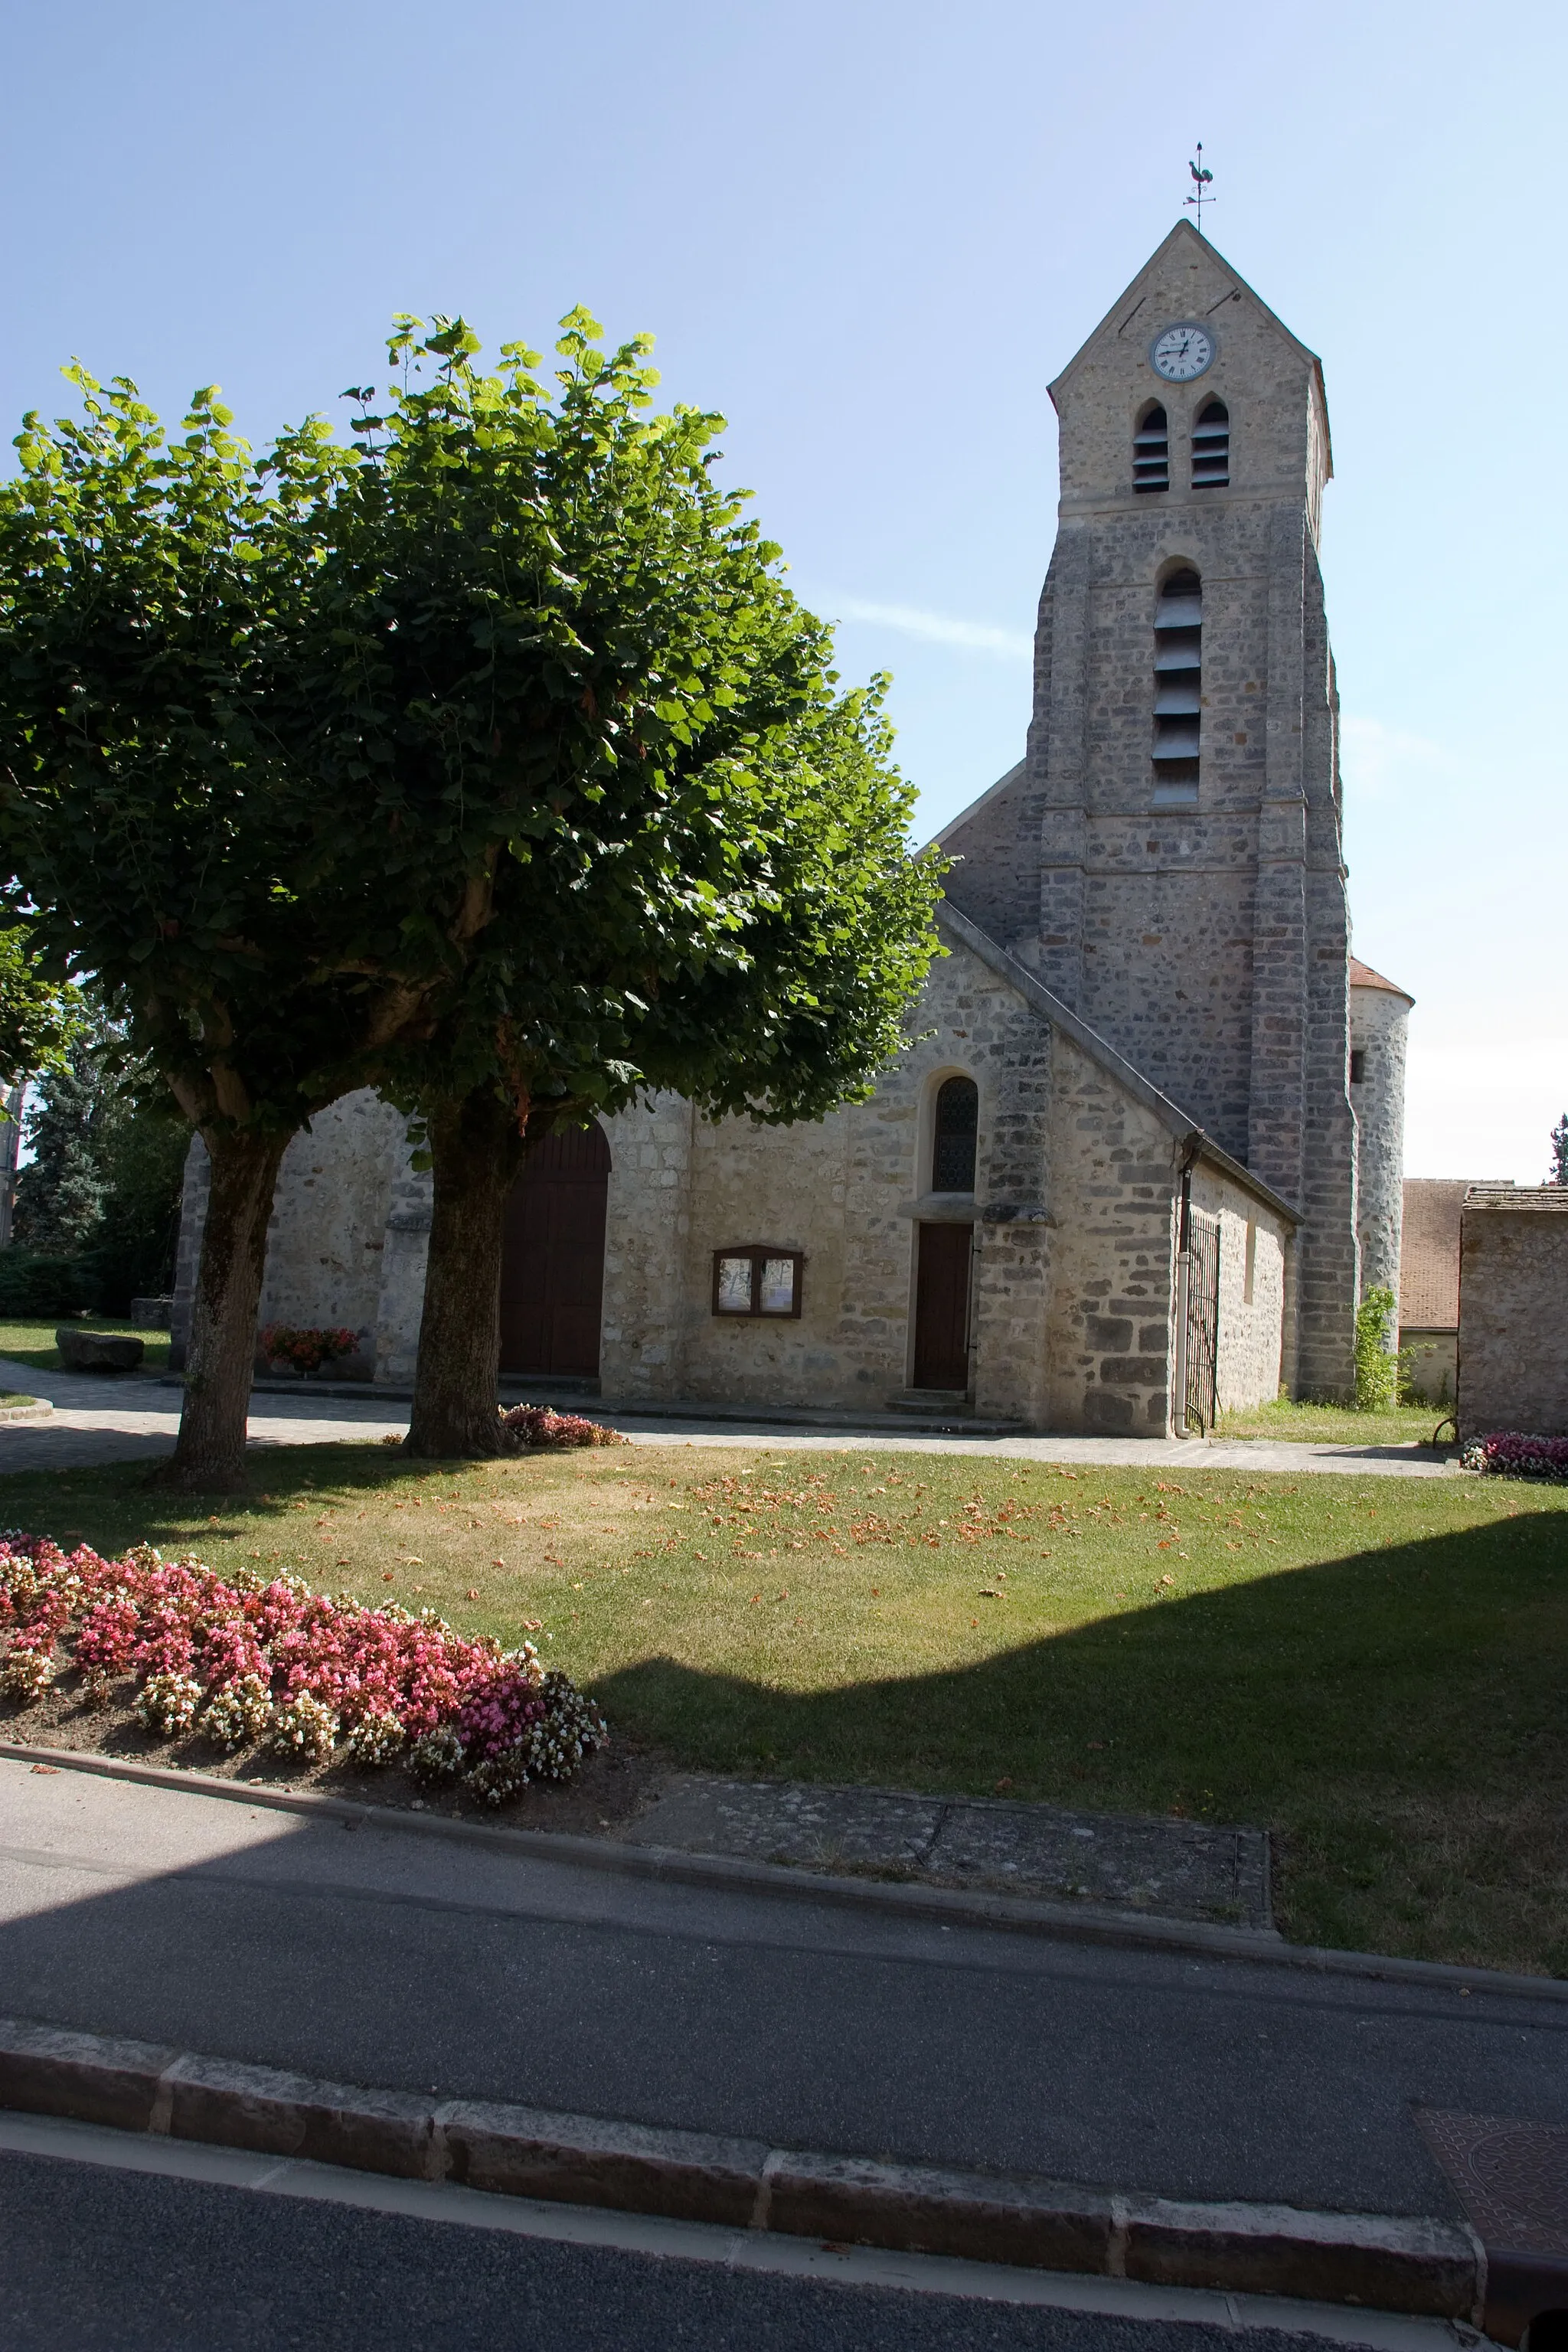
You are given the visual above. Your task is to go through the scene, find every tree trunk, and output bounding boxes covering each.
[404,1089,528,1458]
[152,1126,290,1493]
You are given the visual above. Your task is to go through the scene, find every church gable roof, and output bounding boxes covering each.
[1047,220,1331,475]
[936,900,1298,1225]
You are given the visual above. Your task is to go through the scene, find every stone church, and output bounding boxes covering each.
[172,221,1411,1433]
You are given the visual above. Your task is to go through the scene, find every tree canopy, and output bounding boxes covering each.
[0,317,942,1469]
[282,312,942,1449]
[0,929,84,1093]
[292,312,937,1135]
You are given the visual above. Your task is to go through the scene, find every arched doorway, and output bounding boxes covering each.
[498,1123,610,1379]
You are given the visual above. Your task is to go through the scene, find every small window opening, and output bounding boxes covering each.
[931,1076,978,1192]
[1153,567,1201,805]
[1350,1048,1367,1086]
[1133,403,1168,494]
[713,1247,804,1318]
[1192,398,1230,489]
[1243,1219,1257,1305]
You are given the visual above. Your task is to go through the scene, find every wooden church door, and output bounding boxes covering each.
[912,1222,972,1390]
[498,1124,610,1378]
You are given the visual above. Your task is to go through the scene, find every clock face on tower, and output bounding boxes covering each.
[1150,324,1215,381]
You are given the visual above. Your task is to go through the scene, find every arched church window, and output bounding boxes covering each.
[931,1076,978,1192]
[1133,403,1168,494]
[1152,567,1201,806]
[1191,399,1230,489]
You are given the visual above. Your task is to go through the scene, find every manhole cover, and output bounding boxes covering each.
[1418,2109,1568,2256]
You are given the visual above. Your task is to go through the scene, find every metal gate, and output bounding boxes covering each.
[1182,1206,1220,1435]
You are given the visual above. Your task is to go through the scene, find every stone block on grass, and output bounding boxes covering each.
[56,1328,145,1374]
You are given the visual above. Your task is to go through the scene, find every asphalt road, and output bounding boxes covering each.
[3,1759,1563,2222]
[0,2140,1456,2352]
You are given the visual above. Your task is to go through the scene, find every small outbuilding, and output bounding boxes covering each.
[1399,1177,1513,1406]
[1456,1186,1568,1440]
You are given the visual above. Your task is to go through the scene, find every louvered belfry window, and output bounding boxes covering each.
[1152,568,1201,805]
[1191,398,1230,488]
[1133,403,1169,494]
[931,1076,978,1193]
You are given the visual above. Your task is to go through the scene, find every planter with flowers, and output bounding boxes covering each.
[0,1534,607,1805]
[258,1325,363,1380]
[1459,1431,1568,1483]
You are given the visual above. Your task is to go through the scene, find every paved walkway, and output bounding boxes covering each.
[1,1757,1559,2225]
[0,1355,1462,1478]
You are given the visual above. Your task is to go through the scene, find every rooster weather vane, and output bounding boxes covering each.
[1184,145,1215,234]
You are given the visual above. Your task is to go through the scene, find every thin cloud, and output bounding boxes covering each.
[813,592,1033,662]
[1340,715,1455,799]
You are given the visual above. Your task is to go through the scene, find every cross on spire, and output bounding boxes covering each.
[1184,145,1214,234]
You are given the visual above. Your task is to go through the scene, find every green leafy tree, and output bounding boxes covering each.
[0,370,428,1485]
[86,1081,191,1310]
[1549,1112,1568,1187]
[0,927,83,1092]
[0,323,940,1478]
[293,315,942,1454]
[8,1013,187,1301]
[1354,1284,1399,1412]
[11,1040,106,1255]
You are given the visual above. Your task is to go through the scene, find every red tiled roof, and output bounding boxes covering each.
[1400,1178,1513,1328]
[1350,957,1414,1002]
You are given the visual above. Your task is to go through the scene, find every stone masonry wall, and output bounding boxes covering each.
[1350,981,1409,1304]
[371,1148,433,1388]
[598,942,1063,1422]
[933,762,1045,959]
[1457,1194,1568,1440]
[1039,1032,1179,1434]
[1191,1162,1288,1412]
[168,1137,211,1372]
[944,221,1358,1401]
[254,1093,407,1374]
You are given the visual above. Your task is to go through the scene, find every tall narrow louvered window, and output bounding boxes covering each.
[1152,568,1201,805]
[1191,398,1230,488]
[931,1076,978,1192]
[1133,403,1168,494]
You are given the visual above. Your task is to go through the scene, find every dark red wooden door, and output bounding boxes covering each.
[912,1221,972,1390]
[498,1125,610,1377]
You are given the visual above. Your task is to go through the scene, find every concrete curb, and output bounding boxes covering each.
[0,2016,1485,2321]
[5,1739,1566,2004]
[0,1400,51,1422]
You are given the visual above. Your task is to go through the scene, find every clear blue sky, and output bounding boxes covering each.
[5,0,1563,1178]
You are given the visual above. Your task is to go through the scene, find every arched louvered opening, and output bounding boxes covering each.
[1133,402,1168,494]
[1152,567,1201,805]
[931,1076,978,1193]
[1191,398,1230,489]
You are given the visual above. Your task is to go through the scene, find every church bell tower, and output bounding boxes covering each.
[942,220,1357,1398]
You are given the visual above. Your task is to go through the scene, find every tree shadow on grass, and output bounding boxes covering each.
[593,1511,1568,1970]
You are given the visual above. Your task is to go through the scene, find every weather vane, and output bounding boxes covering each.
[1184,145,1214,234]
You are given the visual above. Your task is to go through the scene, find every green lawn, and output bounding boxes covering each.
[0,1315,169,1376]
[1216,1396,1447,1446]
[1,1441,1563,1976]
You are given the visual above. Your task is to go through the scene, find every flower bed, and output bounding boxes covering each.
[1459,1431,1568,1483]
[0,1534,606,1803]
[260,1325,359,1377]
[500,1403,629,1449]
